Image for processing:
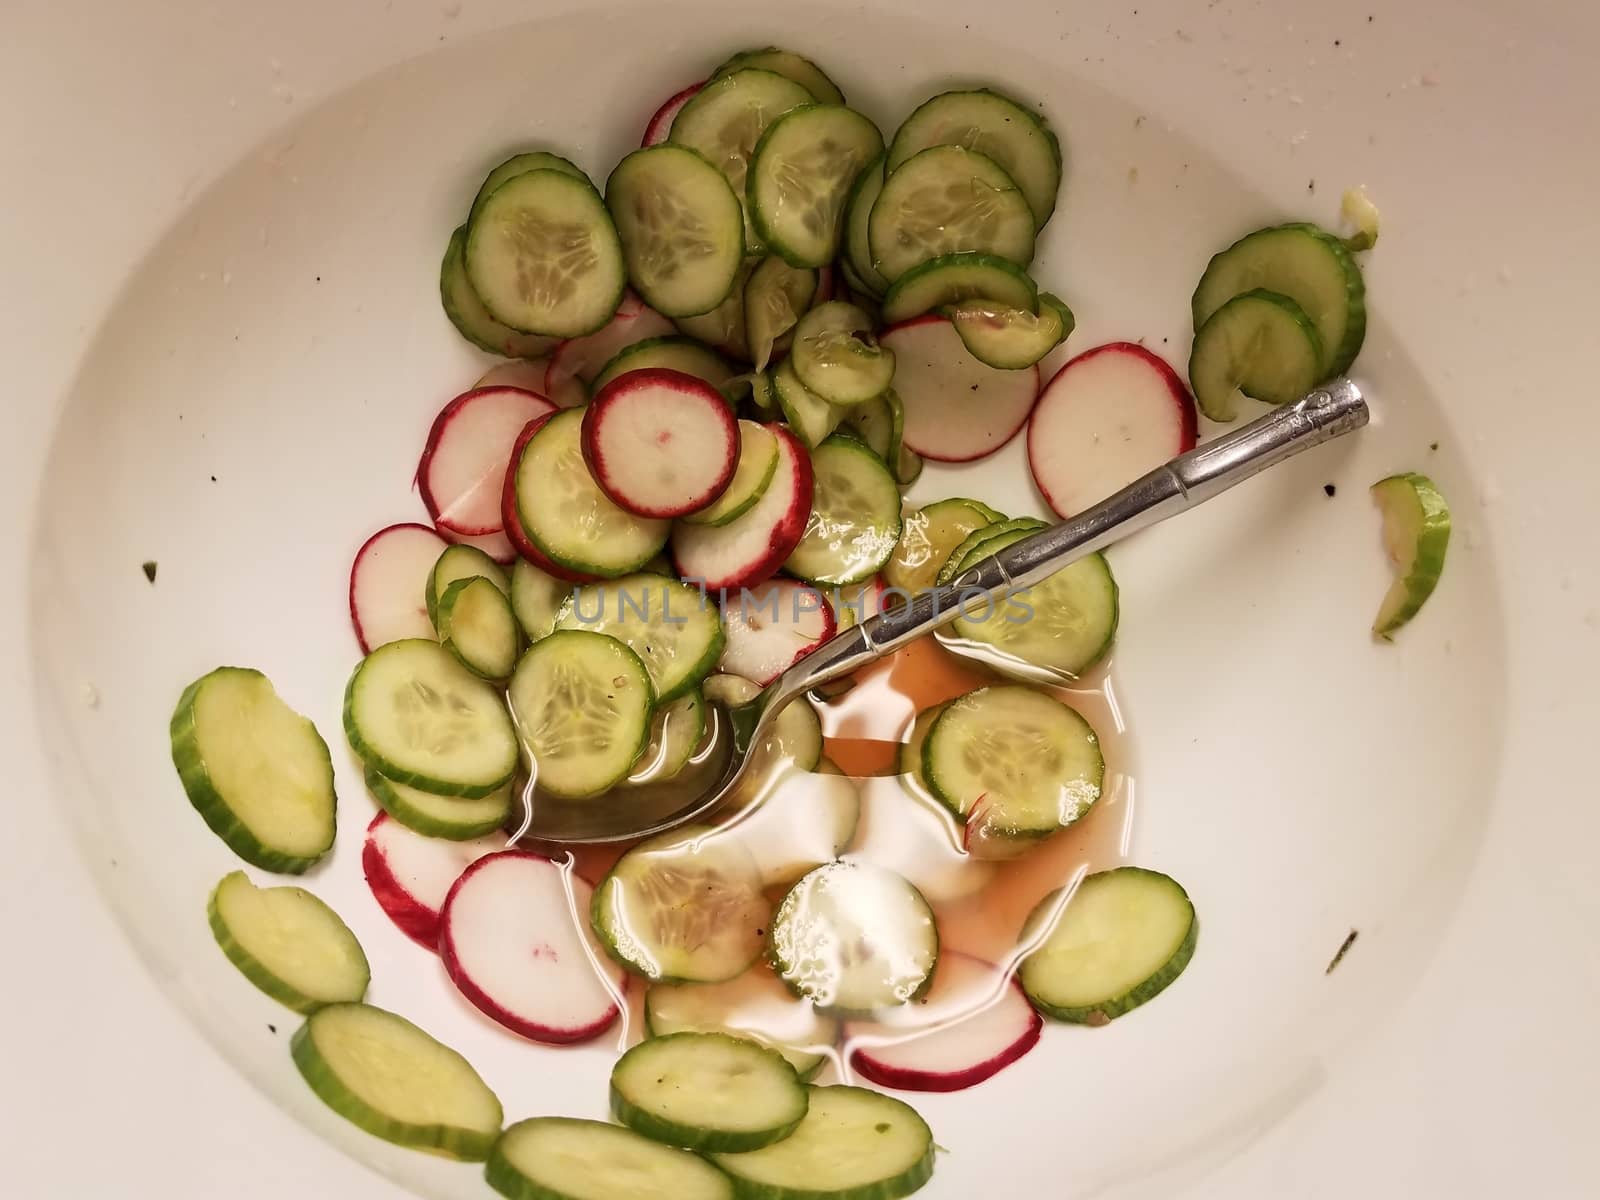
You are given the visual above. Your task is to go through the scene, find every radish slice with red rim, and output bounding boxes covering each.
[499,415,602,584]
[349,523,449,652]
[360,811,505,949]
[880,315,1040,462]
[718,578,837,685]
[642,81,704,147]
[580,369,739,518]
[1027,341,1199,519]
[544,293,676,408]
[845,951,1042,1092]
[439,850,625,1044]
[419,386,556,536]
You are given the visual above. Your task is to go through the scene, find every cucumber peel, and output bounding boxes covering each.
[1370,472,1450,639]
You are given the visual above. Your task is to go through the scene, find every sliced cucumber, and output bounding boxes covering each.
[427,544,511,631]
[1191,222,1365,376]
[438,576,521,681]
[611,1031,808,1152]
[469,150,587,226]
[895,702,949,805]
[592,824,770,983]
[791,301,895,406]
[676,257,754,360]
[746,255,818,371]
[712,47,845,105]
[785,434,903,585]
[1189,288,1323,422]
[712,1085,935,1200]
[208,871,369,1012]
[842,155,889,297]
[1018,867,1198,1024]
[682,420,780,526]
[607,145,746,318]
[507,629,654,799]
[884,498,995,595]
[945,294,1070,369]
[702,673,823,773]
[894,444,924,486]
[768,861,938,1012]
[488,1118,734,1200]
[880,251,1037,325]
[869,145,1036,283]
[934,517,1046,587]
[509,558,570,642]
[839,388,903,467]
[646,969,840,1080]
[626,689,707,785]
[749,105,884,268]
[365,766,512,840]
[292,1004,503,1161]
[746,368,780,417]
[554,573,723,702]
[440,226,557,358]
[772,359,845,448]
[514,408,669,576]
[924,686,1104,843]
[465,168,626,338]
[1371,471,1451,639]
[344,639,518,798]
[171,667,336,873]
[590,334,737,398]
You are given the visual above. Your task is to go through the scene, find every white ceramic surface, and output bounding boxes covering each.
[3,1,1597,1197]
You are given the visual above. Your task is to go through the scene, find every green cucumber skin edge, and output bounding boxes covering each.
[640,999,829,1083]
[749,105,884,270]
[206,874,369,1014]
[783,435,903,587]
[589,873,760,985]
[170,668,335,874]
[364,767,510,840]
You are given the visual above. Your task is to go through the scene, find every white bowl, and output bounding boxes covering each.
[5,1,1598,1197]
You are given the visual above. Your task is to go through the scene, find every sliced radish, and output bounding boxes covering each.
[580,369,739,517]
[1027,341,1199,518]
[846,952,1042,1092]
[671,424,814,591]
[361,811,504,949]
[718,578,837,685]
[499,415,601,584]
[439,850,625,1044]
[475,359,551,391]
[880,315,1040,462]
[418,386,556,535]
[813,262,836,305]
[349,523,448,653]
[543,293,676,408]
[642,81,704,146]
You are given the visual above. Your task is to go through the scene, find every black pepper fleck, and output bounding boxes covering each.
[268,1023,278,1034]
[1323,483,1337,497]
[1308,179,1316,192]
[1325,929,1359,974]
[210,474,217,482]
[1429,441,1439,451]
[1334,38,1342,46]
[141,561,158,583]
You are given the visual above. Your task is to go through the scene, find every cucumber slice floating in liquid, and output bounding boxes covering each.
[1188,288,1324,422]
[645,968,841,1080]
[883,498,995,595]
[880,250,1038,324]
[868,145,1036,283]
[364,766,512,840]
[553,572,723,702]
[1370,471,1451,639]
[749,104,885,269]
[437,576,521,681]
[624,689,707,786]
[790,300,895,406]
[208,870,370,1012]
[784,434,903,585]
[488,1117,735,1200]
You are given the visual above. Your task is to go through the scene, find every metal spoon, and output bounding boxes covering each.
[511,378,1368,845]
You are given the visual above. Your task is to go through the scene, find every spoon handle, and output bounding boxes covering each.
[768,378,1368,702]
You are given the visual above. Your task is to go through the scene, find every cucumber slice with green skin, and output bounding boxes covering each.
[208,871,369,1012]
[677,257,755,361]
[440,227,558,358]
[1189,288,1324,422]
[646,968,840,1080]
[1191,222,1365,376]
[1370,472,1451,639]
[292,1003,503,1161]
[712,1084,935,1200]
[869,145,1037,283]
[514,409,670,577]
[590,334,738,398]
[437,576,522,680]
[924,685,1104,845]
[883,499,995,595]
[171,667,336,873]
[487,1118,734,1200]
[427,544,511,631]
[510,558,570,642]
[702,673,823,773]
[768,861,938,1013]
[554,573,724,702]
[365,766,512,840]
[842,155,889,297]
[945,295,1069,369]
[894,445,924,487]
[592,824,771,983]
[607,145,747,318]
[745,368,780,417]
[934,517,1045,586]
[611,1031,808,1152]
[785,434,904,585]
[625,689,706,786]
[712,47,845,105]
[683,420,781,527]
[466,168,627,338]
[888,88,1063,229]
[894,702,950,807]
[839,388,903,466]
[469,150,587,227]
[746,255,818,371]
[749,105,885,269]
[1018,867,1198,1024]
[507,628,654,799]
[880,251,1038,325]
[790,301,895,406]
[772,359,846,448]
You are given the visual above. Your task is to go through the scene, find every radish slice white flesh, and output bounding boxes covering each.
[718,578,837,684]
[642,81,704,146]
[499,415,601,584]
[419,386,556,535]
[361,811,504,949]
[543,293,676,408]
[880,316,1040,462]
[1027,342,1198,518]
[439,850,625,1044]
[349,523,449,652]
[581,369,739,517]
[671,425,814,591]
[475,359,551,391]
[845,951,1042,1092]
